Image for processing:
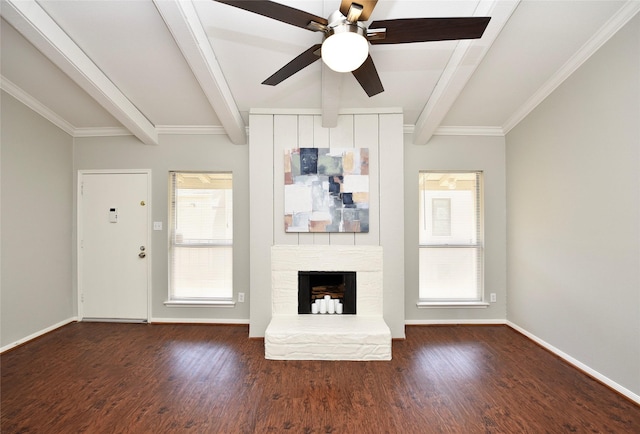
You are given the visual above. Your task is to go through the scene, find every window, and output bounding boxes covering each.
[418,172,483,302]
[169,172,232,302]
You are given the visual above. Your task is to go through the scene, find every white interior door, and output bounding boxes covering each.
[79,171,149,320]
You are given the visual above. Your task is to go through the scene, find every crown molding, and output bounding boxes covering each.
[434,126,505,137]
[2,75,133,139]
[2,76,239,139]
[1,75,75,136]
[73,127,132,138]
[404,125,505,137]
[77,125,232,138]
[156,125,228,135]
[77,125,233,138]
[502,0,640,134]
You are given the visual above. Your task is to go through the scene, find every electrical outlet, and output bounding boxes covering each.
[238,293,245,303]
[490,293,497,303]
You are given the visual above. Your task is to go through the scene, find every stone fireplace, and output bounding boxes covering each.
[265,245,391,360]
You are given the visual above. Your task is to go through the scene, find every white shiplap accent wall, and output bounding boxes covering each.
[249,110,404,338]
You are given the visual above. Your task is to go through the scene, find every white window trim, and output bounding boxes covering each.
[418,171,485,303]
[416,301,489,308]
[164,299,236,307]
[167,172,234,304]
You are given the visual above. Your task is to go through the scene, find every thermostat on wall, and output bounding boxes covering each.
[109,208,118,223]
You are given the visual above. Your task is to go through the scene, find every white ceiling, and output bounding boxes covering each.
[1,0,638,145]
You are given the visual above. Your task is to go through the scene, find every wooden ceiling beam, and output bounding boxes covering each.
[321,63,342,128]
[412,0,520,145]
[2,0,159,145]
[153,0,247,145]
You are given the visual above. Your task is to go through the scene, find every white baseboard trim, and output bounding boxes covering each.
[150,317,249,325]
[1,317,78,353]
[405,319,507,325]
[507,321,640,405]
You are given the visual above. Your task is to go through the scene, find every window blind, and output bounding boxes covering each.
[418,172,483,301]
[169,172,233,300]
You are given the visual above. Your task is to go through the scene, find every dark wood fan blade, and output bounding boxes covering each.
[351,55,384,97]
[369,17,491,44]
[214,0,327,30]
[262,44,322,86]
[339,0,378,21]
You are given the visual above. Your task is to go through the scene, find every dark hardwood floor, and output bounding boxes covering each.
[2,323,638,433]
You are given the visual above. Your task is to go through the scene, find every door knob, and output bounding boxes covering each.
[139,252,146,258]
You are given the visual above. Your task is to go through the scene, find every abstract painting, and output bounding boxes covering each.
[284,148,369,233]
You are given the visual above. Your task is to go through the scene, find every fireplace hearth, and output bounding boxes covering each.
[266,245,391,360]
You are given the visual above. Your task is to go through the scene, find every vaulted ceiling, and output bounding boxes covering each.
[1,0,638,146]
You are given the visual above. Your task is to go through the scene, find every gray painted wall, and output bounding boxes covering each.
[73,134,250,322]
[404,135,507,322]
[1,92,74,348]
[506,15,640,396]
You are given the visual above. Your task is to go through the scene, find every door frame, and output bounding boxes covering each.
[77,169,152,321]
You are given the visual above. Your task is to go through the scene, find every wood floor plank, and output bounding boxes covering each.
[2,323,639,433]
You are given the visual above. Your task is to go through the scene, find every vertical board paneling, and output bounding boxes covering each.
[274,115,299,246]
[312,115,330,245]
[298,115,314,148]
[252,109,405,338]
[249,114,275,337]
[379,113,405,338]
[329,114,355,246]
[354,114,380,246]
[329,114,354,148]
[298,115,315,245]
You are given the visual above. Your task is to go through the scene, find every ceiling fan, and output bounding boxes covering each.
[213,0,491,97]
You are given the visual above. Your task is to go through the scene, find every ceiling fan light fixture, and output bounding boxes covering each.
[321,22,369,73]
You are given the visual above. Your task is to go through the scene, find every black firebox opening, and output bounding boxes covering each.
[298,271,356,314]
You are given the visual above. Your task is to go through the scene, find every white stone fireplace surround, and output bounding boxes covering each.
[265,245,392,360]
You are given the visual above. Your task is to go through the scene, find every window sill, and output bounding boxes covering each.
[164,299,236,308]
[416,301,490,309]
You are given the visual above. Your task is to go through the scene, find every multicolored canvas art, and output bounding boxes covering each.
[284,148,369,233]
